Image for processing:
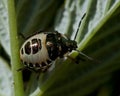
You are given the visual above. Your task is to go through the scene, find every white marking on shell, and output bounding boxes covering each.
[20,33,51,65]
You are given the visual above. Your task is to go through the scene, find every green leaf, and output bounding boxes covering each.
[0,0,10,56]
[0,57,13,96]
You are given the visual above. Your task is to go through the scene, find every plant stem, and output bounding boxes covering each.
[7,0,24,96]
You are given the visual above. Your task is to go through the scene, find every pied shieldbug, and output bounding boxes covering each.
[19,13,94,72]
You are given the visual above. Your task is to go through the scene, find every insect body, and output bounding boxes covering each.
[20,14,90,72]
[20,31,77,72]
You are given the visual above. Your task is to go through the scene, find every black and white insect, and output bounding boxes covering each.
[20,14,93,72]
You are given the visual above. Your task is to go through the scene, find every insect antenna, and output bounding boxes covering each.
[73,13,100,63]
[74,13,86,41]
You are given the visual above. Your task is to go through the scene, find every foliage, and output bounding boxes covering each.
[0,0,120,96]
